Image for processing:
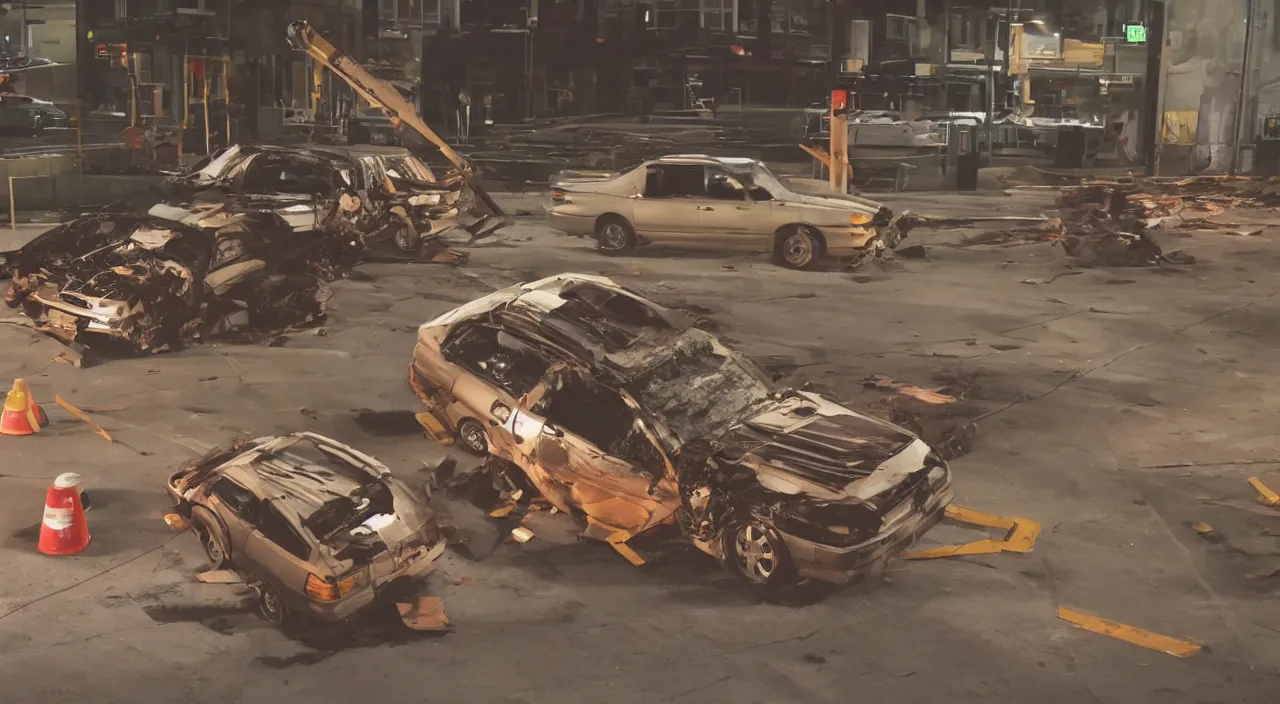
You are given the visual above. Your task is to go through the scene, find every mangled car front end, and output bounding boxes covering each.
[3,215,210,352]
[683,391,954,585]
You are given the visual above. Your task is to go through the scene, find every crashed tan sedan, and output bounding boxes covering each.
[548,155,899,269]
[410,274,953,586]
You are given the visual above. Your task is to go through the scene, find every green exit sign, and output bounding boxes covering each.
[1124,23,1147,44]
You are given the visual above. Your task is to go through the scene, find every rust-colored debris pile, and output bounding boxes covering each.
[1055,183,1195,267]
[1055,175,1280,266]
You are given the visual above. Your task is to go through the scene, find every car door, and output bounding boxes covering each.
[239,500,314,603]
[632,164,710,244]
[698,167,770,250]
[516,368,680,540]
[205,477,262,562]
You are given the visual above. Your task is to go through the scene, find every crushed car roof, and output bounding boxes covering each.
[211,433,390,517]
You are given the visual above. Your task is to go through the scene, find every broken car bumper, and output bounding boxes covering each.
[547,209,595,238]
[780,484,955,585]
[820,225,885,258]
[295,539,447,623]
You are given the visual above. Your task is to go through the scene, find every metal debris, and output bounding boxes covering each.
[863,375,957,405]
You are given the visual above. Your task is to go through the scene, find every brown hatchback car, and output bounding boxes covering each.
[166,432,445,626]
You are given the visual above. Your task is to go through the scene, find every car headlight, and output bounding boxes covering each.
[850,212,873,226]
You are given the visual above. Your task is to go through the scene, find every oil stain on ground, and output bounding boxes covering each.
[353,409,426,436]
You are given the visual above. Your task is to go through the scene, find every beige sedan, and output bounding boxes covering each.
[548,155,898,269]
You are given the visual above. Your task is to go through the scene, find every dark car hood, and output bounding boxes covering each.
[715,392,925,496]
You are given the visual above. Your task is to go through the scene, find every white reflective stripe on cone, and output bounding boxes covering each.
[43,506,74,531]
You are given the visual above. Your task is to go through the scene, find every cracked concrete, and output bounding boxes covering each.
[0,191,1278,703]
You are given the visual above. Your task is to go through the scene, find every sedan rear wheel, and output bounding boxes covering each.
[257,582,290,627]
[595,215,636,254]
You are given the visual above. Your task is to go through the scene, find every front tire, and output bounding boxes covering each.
[456,417,490,456]
[721,517,795,586]
[595,215,636,254]
[774,226,822,270]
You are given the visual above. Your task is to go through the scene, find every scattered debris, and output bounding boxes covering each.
[1190,521,1226,544]
[1057,606,1202,658]
[862,375,957,405]
[1020,271,1084,285]
[511,527,535,544]
[163,513,190,532]
[1056,184,1190,267]
[195,569,244,584]
[1248,477,1280,507]
[396,595,453,632]
[905,505,1040,559]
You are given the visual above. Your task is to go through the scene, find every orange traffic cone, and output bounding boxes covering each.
[38,473,91,555]
[0,379,45,436]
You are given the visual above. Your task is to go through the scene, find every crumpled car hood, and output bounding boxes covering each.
[715,391,924,500]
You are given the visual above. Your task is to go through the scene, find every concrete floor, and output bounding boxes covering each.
[0,191,1278,703]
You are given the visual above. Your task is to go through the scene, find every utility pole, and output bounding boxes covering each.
[1230,0,1256,174]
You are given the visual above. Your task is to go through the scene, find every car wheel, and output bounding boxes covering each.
[456,418,489,456]
[394,223,419,252]
[257,582,290,627]
[722,517,795,587]
[191,508,229,569]
[595,215,636,254]
[775,227,821,270]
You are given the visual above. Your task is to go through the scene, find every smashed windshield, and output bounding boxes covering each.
[631,331,772,448]
[723,161,790,200]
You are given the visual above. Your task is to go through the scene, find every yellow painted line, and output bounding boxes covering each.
[945,505,1016,530]
[905,539,1003,560]
[1248,477,1280,506]
[608,540,647,567]
[907,505,1042,559]
[414,412,454,446]
[1058,607,1202,658]
[55,396,112,443]
[1002,518,1042,554]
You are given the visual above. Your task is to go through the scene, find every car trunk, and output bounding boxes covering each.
[302,479,437,584]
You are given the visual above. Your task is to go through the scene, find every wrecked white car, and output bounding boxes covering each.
[166,432,446,626]
[1,213,335,353]
[411,274,953,586]
[151,143,502,263]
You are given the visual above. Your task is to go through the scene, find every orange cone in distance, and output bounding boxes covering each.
[38,473,91,555]
[0,379,42,436]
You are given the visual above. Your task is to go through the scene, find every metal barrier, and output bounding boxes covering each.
[9,174,54,231]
